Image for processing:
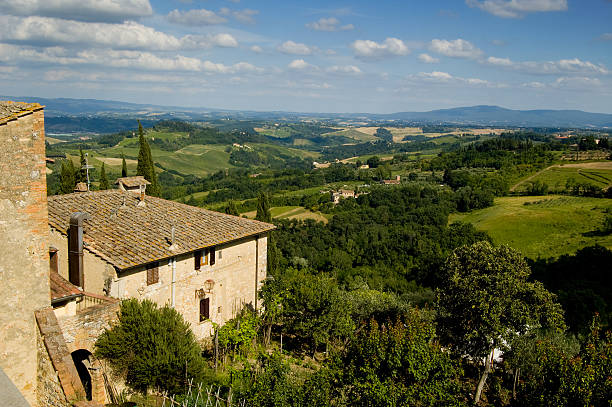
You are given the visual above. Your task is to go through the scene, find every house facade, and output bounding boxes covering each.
[47,190,274,339]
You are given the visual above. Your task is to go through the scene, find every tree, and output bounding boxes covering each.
[77,147,87,183]
[225,200,239,216]
[255,192,271,223]
[121,153,128,177]
[135,121,161,197]
[436,241,565,404]
[94,299,206,395]
[59,159,76,194]
[335,312,465,407]
[99,163,109,190]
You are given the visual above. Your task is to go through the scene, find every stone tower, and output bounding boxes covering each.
[0,101,51,405]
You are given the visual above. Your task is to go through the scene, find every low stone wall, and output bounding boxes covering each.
[37,326,70,407]
[57,300,119,354]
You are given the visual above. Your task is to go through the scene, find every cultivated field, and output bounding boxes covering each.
[512,162,612,193]
[450,195,612,259]
[242,206,329,223]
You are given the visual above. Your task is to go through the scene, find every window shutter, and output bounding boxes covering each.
[200,298,210,321]
[210,247,216,266]
[195,251,201,270]
[147,262,159,285]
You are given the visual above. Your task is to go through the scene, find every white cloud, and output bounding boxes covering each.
[288,59,318,70]
[0,0,152,23]
[602,33,612,41]
[350,38,410,59]
[486,56,609,75]
[418,53,439,64]
[553,76,602,88]
[306,17,354,32]
[522,81,546,88]
[415,71,505,87]
[326,65,362,75]
[466,0,567,18]
[277,41,317,55]
[0,16,238,50]
[167,9,227,25]
[219,8,259,24]
[429,39,483,59]
[0,43,260,74]
[250,45,263,53]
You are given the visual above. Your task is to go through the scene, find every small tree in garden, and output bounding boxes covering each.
[94,299,206,395]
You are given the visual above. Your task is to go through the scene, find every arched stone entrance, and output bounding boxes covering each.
[71,350,93,401]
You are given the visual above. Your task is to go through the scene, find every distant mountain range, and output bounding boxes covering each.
[3,96,611,131]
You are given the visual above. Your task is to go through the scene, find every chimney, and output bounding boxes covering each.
[68,212,90,288]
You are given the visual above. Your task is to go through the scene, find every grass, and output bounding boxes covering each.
[242,206,329,223]
[321,128,378,142]
[449,195,612,259]
[512,162,612,193]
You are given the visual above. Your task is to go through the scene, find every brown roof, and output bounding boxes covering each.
[48,190,275,270]
[50,272,83,303]
[115,176,151,187]
[0,101,44,125]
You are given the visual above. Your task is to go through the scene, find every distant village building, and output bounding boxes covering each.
[381,175,401,185]
[47,189,275,339]
[331,189,356,204]
[359,164,370,169]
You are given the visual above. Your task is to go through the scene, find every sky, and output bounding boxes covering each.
[0,0,611,113]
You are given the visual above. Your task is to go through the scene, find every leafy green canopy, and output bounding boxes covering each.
[94,299,205,395]
[255,192,271,223]
[99,162,109,190]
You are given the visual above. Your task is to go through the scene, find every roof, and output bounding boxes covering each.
[115,176,151,187]
[50,272,83,303]
[0,101,44,125]
[48,190,275,270]
[74,182,88,192]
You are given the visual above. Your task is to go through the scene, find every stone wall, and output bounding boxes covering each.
[36,325,70,407]
[56,301,119,354]
[0,105,51,405]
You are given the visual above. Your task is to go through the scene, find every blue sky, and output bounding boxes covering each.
[0,0,611,113]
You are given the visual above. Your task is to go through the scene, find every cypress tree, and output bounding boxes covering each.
[77,147,87,183]
[255,192,271,223]
[99,163,109,190]
[59,159,76,194]
[135,121,161,197]
[121,153,127,177]
[225,200,239,216]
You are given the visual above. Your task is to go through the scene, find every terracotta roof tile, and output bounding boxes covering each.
[48,190,275,270]
[50,272,82,302]
[0,101,44,124]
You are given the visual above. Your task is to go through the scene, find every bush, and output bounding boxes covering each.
[94,299,206,395]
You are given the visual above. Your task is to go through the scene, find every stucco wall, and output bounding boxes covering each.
[0,107,51,405]
[50,224,268,338]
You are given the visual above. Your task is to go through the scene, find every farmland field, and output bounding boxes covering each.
[512,162,612,193]
[449,195,612,259]
[242,206,329,223]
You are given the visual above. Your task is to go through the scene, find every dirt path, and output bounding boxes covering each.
[510,165,556,192]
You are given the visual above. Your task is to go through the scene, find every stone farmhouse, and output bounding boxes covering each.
[331,189,355,204]
[47,188,275,339]
[0,100,275,406]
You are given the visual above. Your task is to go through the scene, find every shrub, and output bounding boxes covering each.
[95,299,206,395]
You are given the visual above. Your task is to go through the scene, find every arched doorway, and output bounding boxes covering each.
[71,349,92,401]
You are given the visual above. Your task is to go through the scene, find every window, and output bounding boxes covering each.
[194,249,208,270]
[49,249,58,274]
[199,297,210,322]
[195,247,216,269]
[146,262,159,285]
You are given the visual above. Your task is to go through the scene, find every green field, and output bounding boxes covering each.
[449,195,612,259]
[243,206,329,223]
[321,128,377,142]
[512,163,612,193]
